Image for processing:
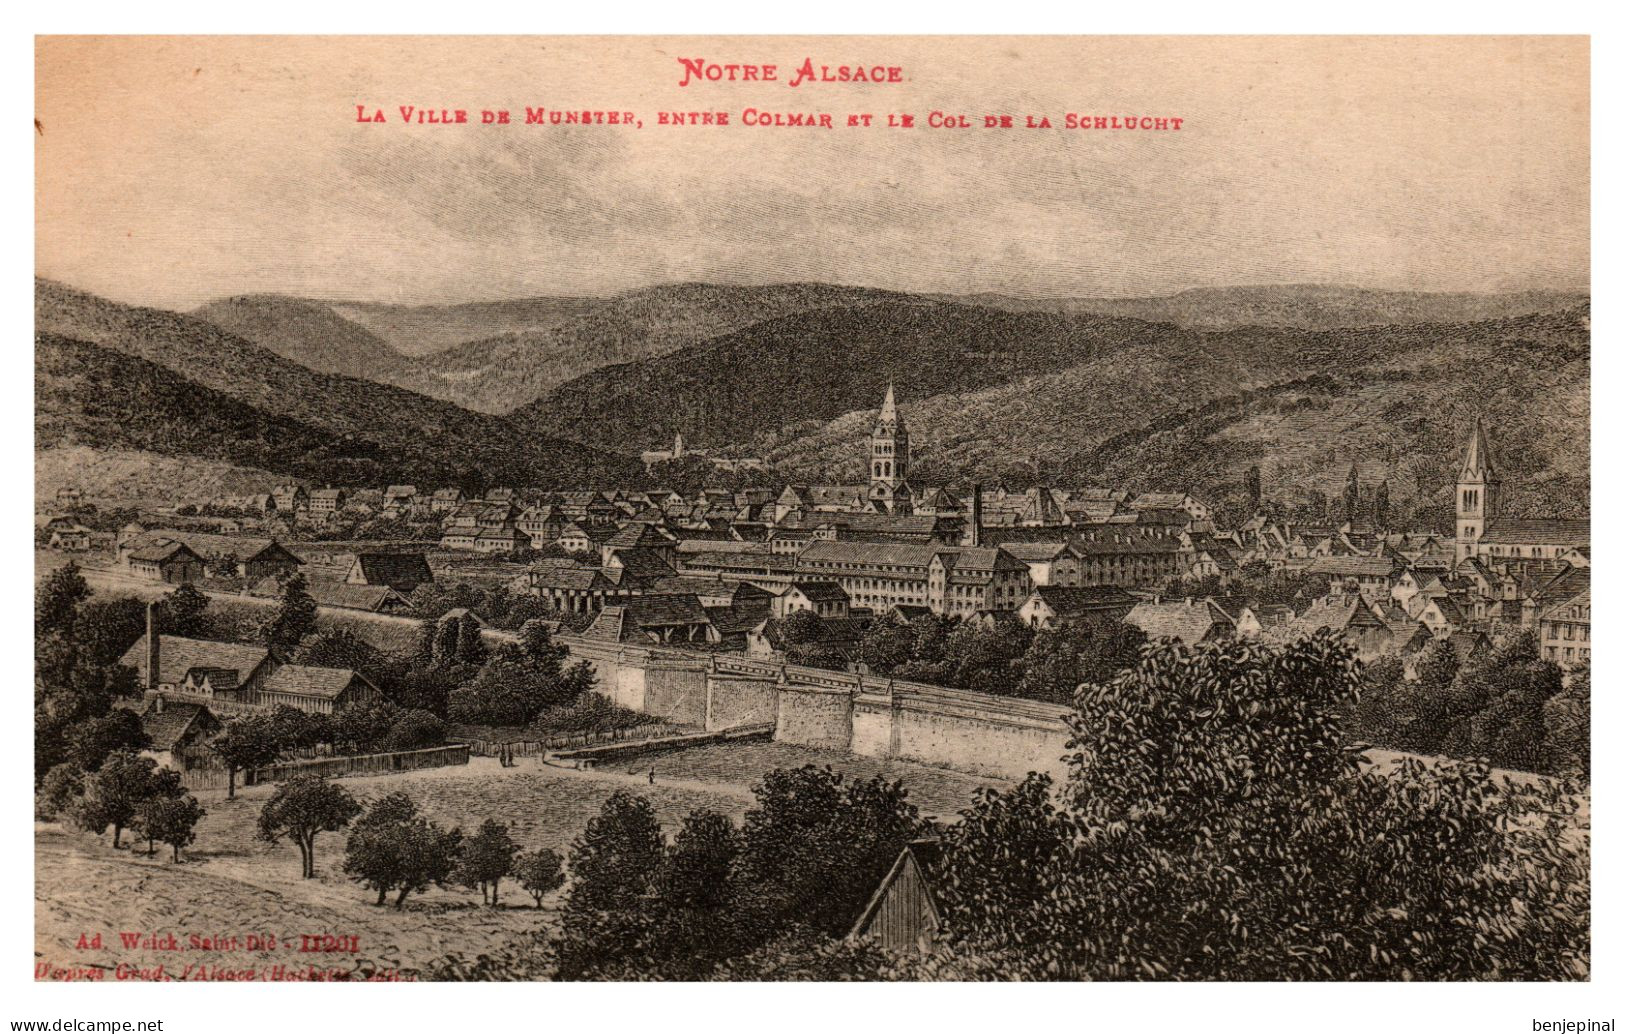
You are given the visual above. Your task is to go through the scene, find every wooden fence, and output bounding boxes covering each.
[463,723,683,758]
[179,743,471,789]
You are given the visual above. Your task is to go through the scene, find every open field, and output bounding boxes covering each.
[592,739,1005,821]
[35,739,1007,982]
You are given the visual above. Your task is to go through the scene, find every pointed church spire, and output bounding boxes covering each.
[879,381,898,422]
[1459,415,1495,480]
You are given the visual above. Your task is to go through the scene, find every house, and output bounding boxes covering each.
[240,541,305,582]
[849,840,946,955]
[999,541,1082,586]
[601,522,677,568]
[474,526,525,555]
[431,487,466,513]
[1289,593,1394,660]
[526,561,626,615]
[126,539,206,584]
[345,552,433,594]
[309,488,347,515]
[272,485,308,512]
[258,666,383,714]
[1305,555,1401,604]
[55,487,83,505]
[138,698,223,771]
[119,632,279,704]
[581,595,717,645]
[1017,585,1138,629]
[1538,587,1590,670]
[382,485,418,512]
[773,581,851,619]
[746,614,870,662]
[280,578,415,615]
[1124,599,1236,643]
[1130,492,1212,521]
[48,524,93,551]
[794,541,1032,617]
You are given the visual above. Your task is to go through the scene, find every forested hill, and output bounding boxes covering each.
[34,280,644,489]
[517,301,1209,454]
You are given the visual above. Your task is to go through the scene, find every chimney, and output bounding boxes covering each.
[145,600,160,694]
[964,484,983,547]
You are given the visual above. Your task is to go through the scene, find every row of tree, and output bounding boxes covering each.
[1354,630,1589,777]
[38,752,206,861]
[433,632,1588,981]
[256,777,565,907]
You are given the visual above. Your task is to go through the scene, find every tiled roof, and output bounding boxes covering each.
[119,635,273,687]
[1125,601,1233,643]
[1306,555,1400,578]
[786,581,850,603]
[1480,518,1589,546]
[352,552,433,590]
[1028,585,1138,615]
[140,701,220,751]
[262,665,372,701]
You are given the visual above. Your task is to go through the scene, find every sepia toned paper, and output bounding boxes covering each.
[34,35,1589,983]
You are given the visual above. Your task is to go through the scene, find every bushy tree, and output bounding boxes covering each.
[257,775,362,878]
[929,633,1589,979]
[514,847,565,907]
[262,573,318,649]
[73,752,181,848]
[36,562,90,639]
[134,793,206,861]
[342,792,462,908]
[65,709,148,771]
[211,714,286,799]
[383,709,447,752]
[457,819,519,905]
[159,584,213,639]
[555,791,667,978]
[1544,666,1590,778]
[36,762,84,821]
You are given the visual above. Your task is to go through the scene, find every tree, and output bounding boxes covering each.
[36,562,90,639]
[135,793,206,861]
[257,776,361,878]
[262,573,317,649]
[929,633,1588,980]
[1544,666,1590,778]
[73,752,179,848]
[458,819,519,905]
[556,791,667,978]
[211,714,286,799]
[330,701,402,755]
[1372,480,1391,529]
[159,583,213,639]
[36,762,84,821]
[731,766,927,942]
[1343,462,1361,523]
[1245,464,1262,511]
[455,613,488,667]
[65,709,148,771]
[514,847,565,907]
[342,792,463,908]
[778,609,826,646]
[383,709,447,752]
[207,552,241,579]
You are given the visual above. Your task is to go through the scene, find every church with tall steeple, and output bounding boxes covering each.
[1455,416,1501,563]
[866,382,914,515]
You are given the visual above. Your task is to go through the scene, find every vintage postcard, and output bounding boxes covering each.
[32,35,1589,982]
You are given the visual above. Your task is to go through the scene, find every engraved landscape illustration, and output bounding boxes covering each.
[33,36,1590,981]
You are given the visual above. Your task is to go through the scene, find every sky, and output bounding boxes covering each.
[35,36,1590,309]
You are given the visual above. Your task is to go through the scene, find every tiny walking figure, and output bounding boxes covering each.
[648,767,656,785]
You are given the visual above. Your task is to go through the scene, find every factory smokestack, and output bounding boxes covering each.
[145,600,160,694]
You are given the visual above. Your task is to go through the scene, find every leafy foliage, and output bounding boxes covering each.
[257,775,362,878]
